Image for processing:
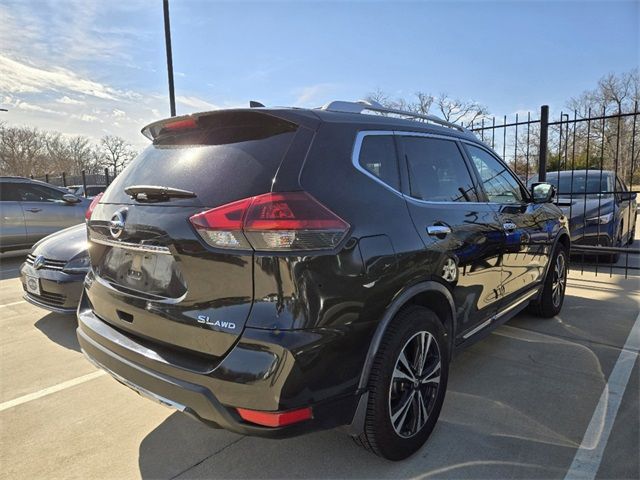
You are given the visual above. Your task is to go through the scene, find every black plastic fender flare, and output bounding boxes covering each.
[356,281,456,391]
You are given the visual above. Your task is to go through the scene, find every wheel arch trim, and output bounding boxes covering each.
[357,281,455,391]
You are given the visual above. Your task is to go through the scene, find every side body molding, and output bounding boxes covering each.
[357,281,455,391]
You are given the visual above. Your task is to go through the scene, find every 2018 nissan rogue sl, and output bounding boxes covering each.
[77,100,569,460]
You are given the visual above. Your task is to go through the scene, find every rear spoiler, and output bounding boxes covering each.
[141,108,314,142]
[141,113,205,140]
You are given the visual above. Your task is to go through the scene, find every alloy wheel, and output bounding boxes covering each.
[551,252,567,308]
[388,331,441,438]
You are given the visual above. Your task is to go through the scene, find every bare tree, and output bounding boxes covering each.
[95,135,137,175]
[67,136,98,174]
[565,69,639,183]
[434,93,488,125]
[0,124,48,176]
[364,90,487,124]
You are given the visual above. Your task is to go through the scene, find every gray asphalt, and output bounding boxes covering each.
[0,246,638,479]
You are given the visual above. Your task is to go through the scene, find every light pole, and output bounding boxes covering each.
[163,0,176,117]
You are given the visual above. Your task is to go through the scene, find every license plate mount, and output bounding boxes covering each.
[25,275,41,296]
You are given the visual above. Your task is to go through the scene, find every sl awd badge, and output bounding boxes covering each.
[196,314,236,331]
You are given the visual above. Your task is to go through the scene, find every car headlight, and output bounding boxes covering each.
[62,253,90,274]
[586,212,614,225]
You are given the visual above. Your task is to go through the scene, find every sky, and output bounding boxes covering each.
[1,0,638,148]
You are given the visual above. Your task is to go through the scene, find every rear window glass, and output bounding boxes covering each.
[102,112,298,207]
[358,135,400,190]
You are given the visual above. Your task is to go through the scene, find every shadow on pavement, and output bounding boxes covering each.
[34,312,80,352]
[0,255,26,280]
[137,289,638,479]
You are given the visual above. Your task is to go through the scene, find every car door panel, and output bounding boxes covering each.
[462,142,551,306]
[0,184,27,248]
[17,184,85,243]
[398,135,505,342]
[406,201,505,339]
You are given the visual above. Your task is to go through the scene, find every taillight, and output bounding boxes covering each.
[85,192,103,221]
[189,192,349,251]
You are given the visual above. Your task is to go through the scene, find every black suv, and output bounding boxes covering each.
[78,101,569,460]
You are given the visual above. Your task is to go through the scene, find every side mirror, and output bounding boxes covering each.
[62,193,81,204]
[619,191,637,202]
[531,182,556,204]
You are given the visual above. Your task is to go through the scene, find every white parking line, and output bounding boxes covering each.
[0,300,26,308]
[564,312,640,480]
[0,371,106,413]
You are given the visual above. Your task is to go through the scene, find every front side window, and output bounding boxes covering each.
[465,145,525,204]
[402,136,478,202]
[358,134,400,190]
[17,184,66,203]
[0,184,20,201]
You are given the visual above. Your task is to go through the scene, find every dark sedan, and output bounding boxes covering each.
[21,224,88,314]
[533,170,637,260]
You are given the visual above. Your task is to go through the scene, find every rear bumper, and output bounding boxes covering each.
[76,294,362,438]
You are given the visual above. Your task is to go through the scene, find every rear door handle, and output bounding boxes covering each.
[427,225,452,236]
[503,221,517,232]
[26,208,42,213]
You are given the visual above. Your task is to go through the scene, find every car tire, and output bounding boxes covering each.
[354,305,449,461]
[607,224,622,263]
[529,246,568,318]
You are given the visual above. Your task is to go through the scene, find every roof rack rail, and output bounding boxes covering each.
[320,100,469,133]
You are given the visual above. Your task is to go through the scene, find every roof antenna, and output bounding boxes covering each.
[249,101,265,108]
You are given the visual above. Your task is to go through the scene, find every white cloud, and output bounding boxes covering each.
[0,54,125,100]
[176,95,218,111]
[112,109,126,118]
[293,84,336,107]
[57,96,85,105]
[71,113,101,123]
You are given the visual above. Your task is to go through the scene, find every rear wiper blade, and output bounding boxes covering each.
[125,185,197,201]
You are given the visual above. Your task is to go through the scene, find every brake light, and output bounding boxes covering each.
[163,117,197,132]
[85,192,103,221]
[189,192,349,251]
[236,406,312,427]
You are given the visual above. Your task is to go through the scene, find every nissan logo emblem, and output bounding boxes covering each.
[109,210,126,239]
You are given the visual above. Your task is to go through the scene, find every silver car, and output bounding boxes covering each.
[0,176,90,252]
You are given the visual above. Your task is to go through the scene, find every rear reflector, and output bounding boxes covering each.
[85,192,103,221]
[236,406,312,427]
[189,191,349,251]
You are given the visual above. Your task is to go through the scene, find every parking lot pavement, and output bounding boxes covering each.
[1,252,638,479]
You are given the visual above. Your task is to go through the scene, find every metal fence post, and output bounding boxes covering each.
[81,170,87,197]
[104,167,110,186]
[538,105,549,181]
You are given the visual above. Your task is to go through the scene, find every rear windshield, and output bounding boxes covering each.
[102,112,298,207]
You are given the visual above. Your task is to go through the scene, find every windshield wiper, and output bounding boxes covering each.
[125,185,197,201]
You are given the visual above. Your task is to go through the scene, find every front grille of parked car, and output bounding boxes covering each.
[26,254,67,271]
[23,287,67,307]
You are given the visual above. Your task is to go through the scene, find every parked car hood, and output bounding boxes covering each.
[557,197,615,224]
[31,223,87,261]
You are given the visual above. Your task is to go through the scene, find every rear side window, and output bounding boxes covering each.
[102,112,299,207]
[358,134,400,190]
[402,136,478,202]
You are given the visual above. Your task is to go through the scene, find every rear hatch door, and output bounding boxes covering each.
[86,110,305,358]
